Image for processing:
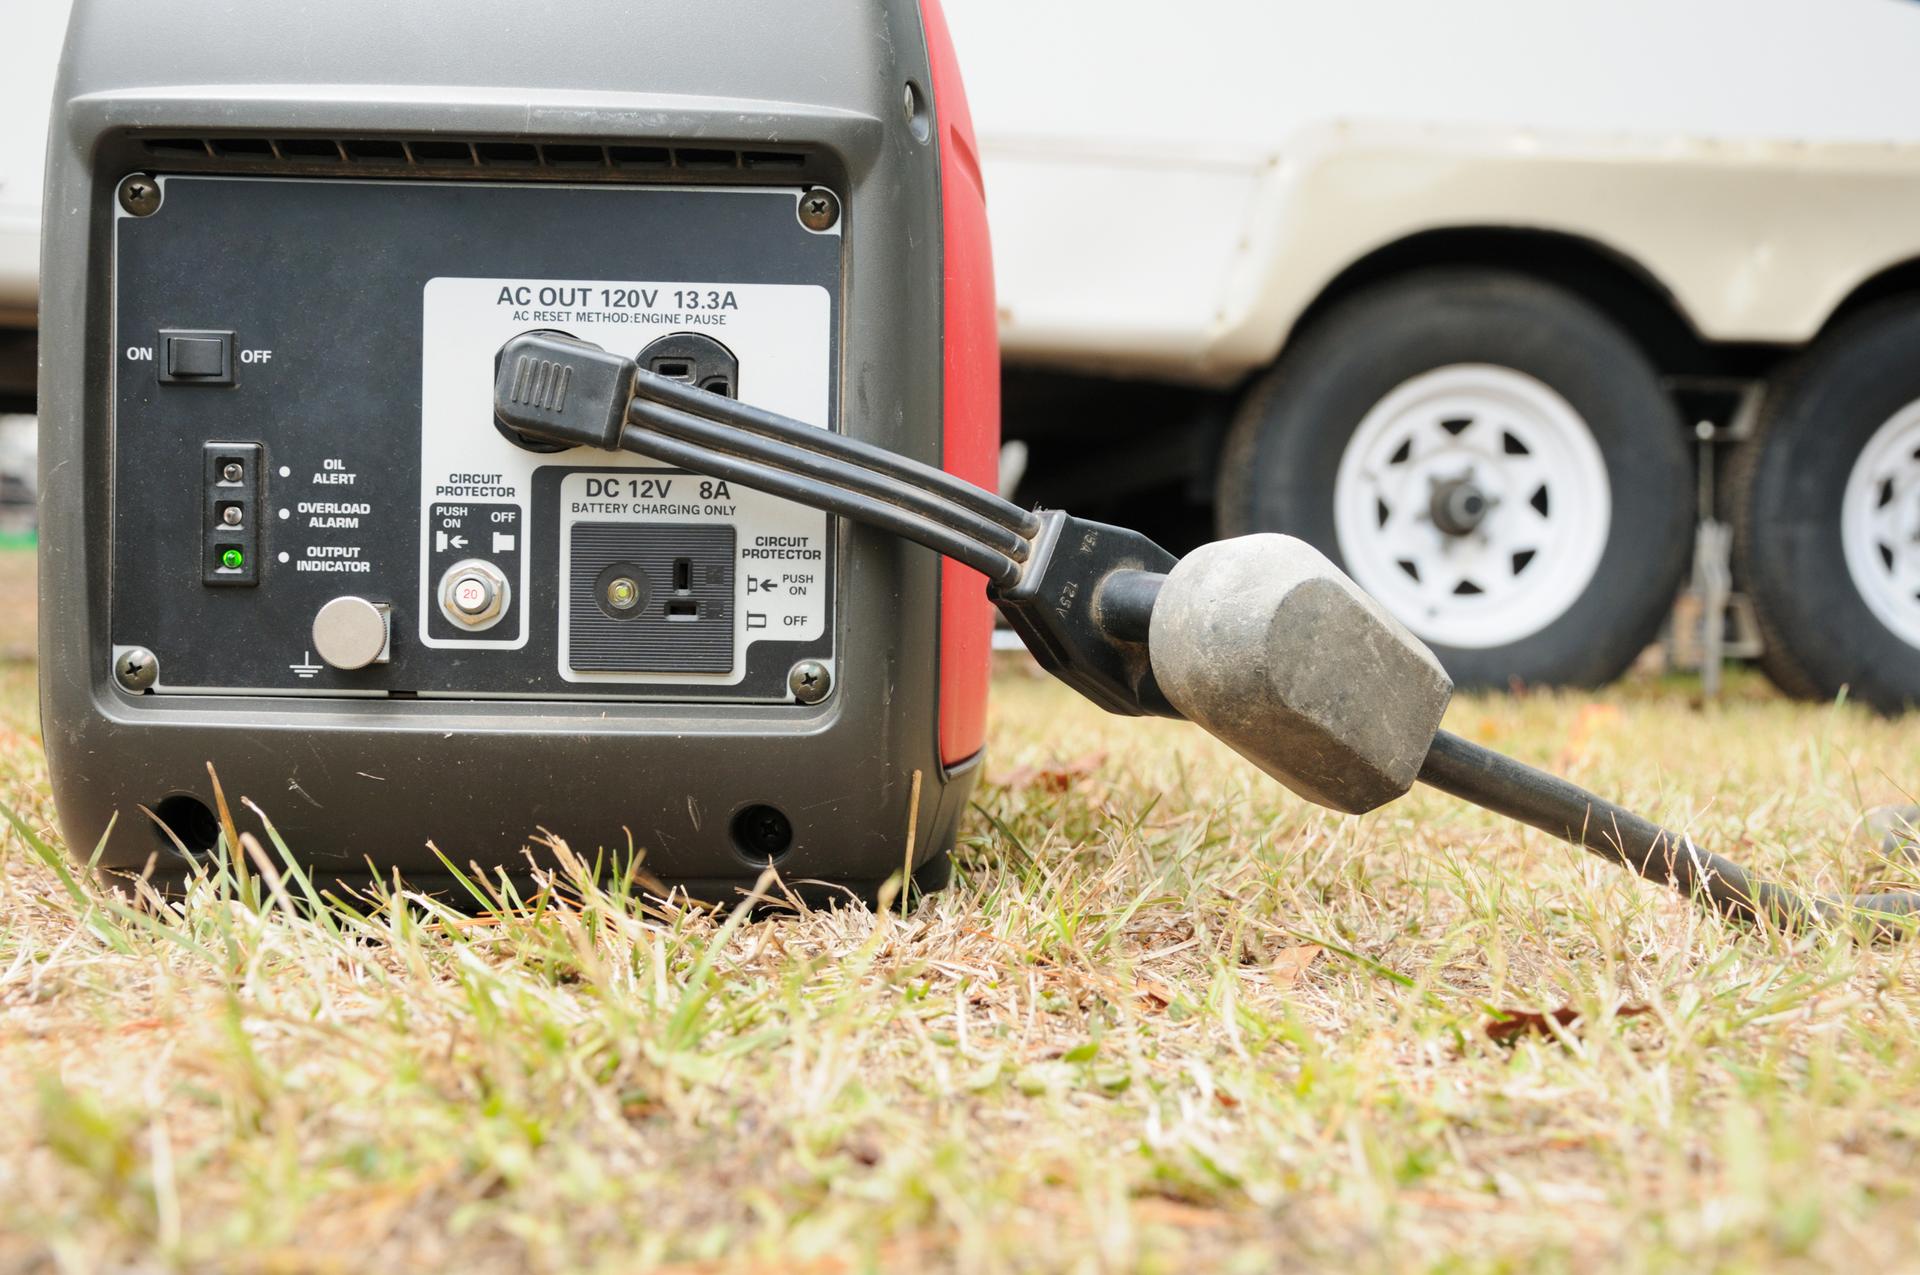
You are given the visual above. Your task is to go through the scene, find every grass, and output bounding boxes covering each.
[4,560,1920,1269]
[0,546,33,657]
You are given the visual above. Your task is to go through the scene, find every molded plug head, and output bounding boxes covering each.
[493,332,635,451]
[1148,534,1453,814]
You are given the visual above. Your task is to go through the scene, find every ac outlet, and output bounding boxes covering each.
[638,332,739,398]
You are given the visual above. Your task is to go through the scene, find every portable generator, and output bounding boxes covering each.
[40,0,996,897]
[37,0,1920,936]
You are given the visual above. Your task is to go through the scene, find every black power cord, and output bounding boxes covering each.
[495,332,1038,584]
[605,415,1026,585]
[630,369,1041,542]
[1418,730,1920,937]
[494,332,1920,938]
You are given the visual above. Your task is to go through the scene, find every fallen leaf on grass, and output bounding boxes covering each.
[1128,1196,1234,1230]
[654,1256,853,1275]
[1269,944,1322,990]
[993,752,1109,793]
[1398,1189,1506,1214]
[1485,1003,1650,1046]
[1027,1191,1230,1231]
[1555,702,1625,769]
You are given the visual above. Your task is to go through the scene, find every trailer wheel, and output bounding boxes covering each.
[1218,270,1693,689]
[1732,300,1920,712]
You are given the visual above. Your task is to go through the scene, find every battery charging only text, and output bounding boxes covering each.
[572,476,738,518]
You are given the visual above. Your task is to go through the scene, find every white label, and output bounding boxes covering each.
[417,275,834,677]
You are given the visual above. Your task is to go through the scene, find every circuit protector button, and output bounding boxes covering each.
[451,575,494,615]
[160,330,233,383]
[437,557,510,631]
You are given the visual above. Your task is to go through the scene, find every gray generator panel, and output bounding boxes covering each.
[111,175,839,701]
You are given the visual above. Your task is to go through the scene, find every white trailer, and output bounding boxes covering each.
[949,0,1920,709]
[0,0,68,412]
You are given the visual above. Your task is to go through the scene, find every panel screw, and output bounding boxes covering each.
[788,659,832,704]
[117,174,161,217]
[115,647,158,691]
[903,81,932,144]
[797,188,840,232]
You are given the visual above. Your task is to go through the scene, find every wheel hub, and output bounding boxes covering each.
[1333,364,1612,650]
[1428,473,1495,537]
[1841,398,1920,650]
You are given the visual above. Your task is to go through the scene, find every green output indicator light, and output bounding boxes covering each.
[220,548,245,570]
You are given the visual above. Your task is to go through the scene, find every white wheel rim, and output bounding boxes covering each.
[1333,364,1612,650]
[1841,398,1920,650]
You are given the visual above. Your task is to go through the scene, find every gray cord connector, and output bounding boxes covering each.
[1147,534,1454,814]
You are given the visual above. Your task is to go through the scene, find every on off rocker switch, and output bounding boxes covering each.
[159,329,234,384]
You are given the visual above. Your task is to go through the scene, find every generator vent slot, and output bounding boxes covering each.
[136,135,811,180]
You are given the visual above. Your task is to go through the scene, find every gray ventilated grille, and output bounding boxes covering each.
[135,134,808,178]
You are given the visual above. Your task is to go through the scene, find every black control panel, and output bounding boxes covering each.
[111,176,841,700]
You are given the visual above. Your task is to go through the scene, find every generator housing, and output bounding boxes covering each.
[38,0,999,896]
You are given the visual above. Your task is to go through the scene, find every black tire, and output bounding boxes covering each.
[1731,300,1920,713]
[1217,269,1693,689]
